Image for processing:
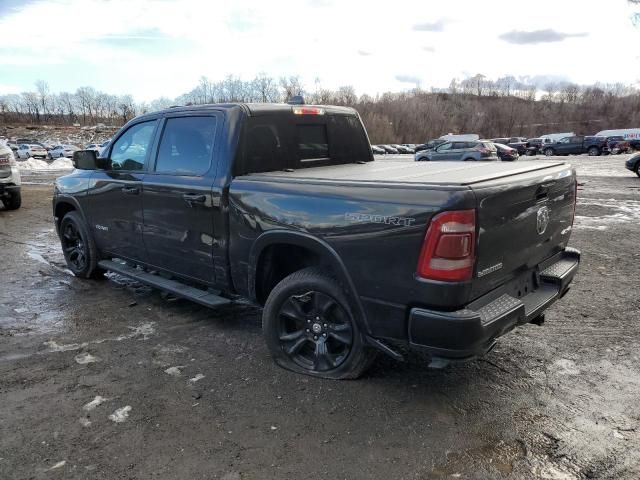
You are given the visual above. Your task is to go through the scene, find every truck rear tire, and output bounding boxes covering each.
[262,267,376,379]
[635,163,640,177]
[59,211,104,279]
[3,190,21,210]
[544,148,554,156]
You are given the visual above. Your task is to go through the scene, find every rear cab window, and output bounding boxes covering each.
[235,109,372,175]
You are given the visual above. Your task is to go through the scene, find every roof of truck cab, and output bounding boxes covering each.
[152,103,357,117]
[247,159,570,186]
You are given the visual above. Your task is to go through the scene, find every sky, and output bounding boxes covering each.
[0,0,639,101]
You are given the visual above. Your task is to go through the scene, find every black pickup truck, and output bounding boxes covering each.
[53,103,580,379]
[542,135,607,156]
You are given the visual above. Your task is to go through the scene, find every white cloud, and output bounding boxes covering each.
[0,0,638,100]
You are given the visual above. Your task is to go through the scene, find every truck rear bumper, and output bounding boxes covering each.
[407,247,580,360]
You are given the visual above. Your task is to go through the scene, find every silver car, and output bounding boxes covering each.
[415,140,498,162]
[48,145,79,159]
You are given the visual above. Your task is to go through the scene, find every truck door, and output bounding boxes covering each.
[555,137,572,154]
[83,119,159,264]
[567,136,584,154]
[141,114,221,284]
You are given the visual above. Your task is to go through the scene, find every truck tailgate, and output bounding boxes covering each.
[469,163,576,300]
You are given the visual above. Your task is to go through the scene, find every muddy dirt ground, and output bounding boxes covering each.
[1,155,639,479]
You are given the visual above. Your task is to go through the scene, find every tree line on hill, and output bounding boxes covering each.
[1,74,639,144]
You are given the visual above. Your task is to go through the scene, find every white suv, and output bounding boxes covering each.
[0,142,21,210]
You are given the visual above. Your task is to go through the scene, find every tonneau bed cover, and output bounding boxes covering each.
[248,160,568,186]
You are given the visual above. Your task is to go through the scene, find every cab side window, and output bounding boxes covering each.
[110,120,158,171]
[154,116,217,175]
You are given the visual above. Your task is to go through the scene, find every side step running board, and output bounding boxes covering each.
[98,260,232,308]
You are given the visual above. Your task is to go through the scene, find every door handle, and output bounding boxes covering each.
[121,186,140,195]
[182,193,207,206]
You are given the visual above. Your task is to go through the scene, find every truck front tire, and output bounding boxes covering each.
[588,146,600,156]
[59,211,104,279]
[262,267,376,379]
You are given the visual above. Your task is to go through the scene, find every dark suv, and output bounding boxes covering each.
[415,140,498,162]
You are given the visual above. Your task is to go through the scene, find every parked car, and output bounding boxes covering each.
[380,145,399,154]
[48,145,79,159]
[16,144,48,159]
[415,140,498,162]
[625,153,640,177]
[525,138,544,155]
[542,136,607,157]
[371,145,385,155]
[391,144,414,154]
[491,137,528,155]
[53,102,579,379]
[605,136,631,154]
[493,143,519,161]
[0,142,21,210]
[414,139,446,153]
[86,143,103,153]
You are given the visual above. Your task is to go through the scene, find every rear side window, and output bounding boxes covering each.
[155,116,217,175]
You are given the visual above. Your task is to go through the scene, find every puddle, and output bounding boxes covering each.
[430,440,526,477]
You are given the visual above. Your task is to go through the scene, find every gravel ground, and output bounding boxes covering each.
[1,154,639,479]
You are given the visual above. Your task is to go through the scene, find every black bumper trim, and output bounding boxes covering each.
[407,248,580,359]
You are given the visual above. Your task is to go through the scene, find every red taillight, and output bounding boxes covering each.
[292,107,325,115]
[417,209,476,282]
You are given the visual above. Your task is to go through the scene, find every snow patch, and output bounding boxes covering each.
[44,340,87,352]
[16,157,74,170]
[74,352,100,364]
[188,373,205,384]
[165,366,185,377]
[79,417,92,427]
[83,395,108,411]
[108,405,132,423]
[49,157,74,169]
[47,460,66,471]
[553,359,581,375]
[44,322,156,352]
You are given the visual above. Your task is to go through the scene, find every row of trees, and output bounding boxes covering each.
[1,74,639,143]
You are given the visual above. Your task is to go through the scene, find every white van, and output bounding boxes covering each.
[595,128,640,141]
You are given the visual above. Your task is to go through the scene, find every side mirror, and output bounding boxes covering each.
[72,150,111,170]
[73,150,97,169]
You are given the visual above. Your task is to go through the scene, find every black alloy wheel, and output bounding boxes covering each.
[61,220,87,271]
[59,211,103,278]
[263,267,376,379]
[277,290,353,372]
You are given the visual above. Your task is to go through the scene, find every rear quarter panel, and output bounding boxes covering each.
[228,177,476,338]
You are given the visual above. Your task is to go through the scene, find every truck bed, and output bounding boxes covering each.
[247,160,568,186]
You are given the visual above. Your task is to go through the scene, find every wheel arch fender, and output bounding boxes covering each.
[53,195,88,232]
[248,230,371,334]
